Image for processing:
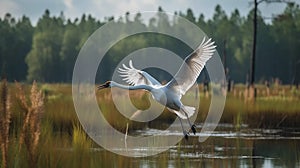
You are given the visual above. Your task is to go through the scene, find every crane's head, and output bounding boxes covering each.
[97,81,111,90]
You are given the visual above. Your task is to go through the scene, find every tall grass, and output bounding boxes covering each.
[43,84,77,133]
[71,123,93,167]
[0,80,45,168]
[16,81,44,167]
[95,84,300,130]
[0,82,299,167]
[0,79,11,168]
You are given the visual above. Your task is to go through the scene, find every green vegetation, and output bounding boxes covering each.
[1,4,300,83]
[0,81,299,167]
[1,2,300,167]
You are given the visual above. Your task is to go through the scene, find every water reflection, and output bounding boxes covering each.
[91,124,300,168]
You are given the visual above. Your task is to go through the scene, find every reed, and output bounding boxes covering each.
[0,79,11,168]
[16,81,44,167]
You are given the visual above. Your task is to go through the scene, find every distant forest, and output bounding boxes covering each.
[1,4,300,84]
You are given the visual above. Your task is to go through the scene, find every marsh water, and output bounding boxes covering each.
[87,124,300,168]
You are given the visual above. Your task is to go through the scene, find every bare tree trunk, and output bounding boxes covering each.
[250,0,258,86]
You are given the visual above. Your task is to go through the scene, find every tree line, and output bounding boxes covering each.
[0,4,300,84]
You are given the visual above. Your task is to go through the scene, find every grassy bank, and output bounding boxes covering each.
[0,82,299,167]
[96,83,300,130]
[15,83,300,132]
[6,82,300,133]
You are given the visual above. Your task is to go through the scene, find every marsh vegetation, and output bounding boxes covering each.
[0,81,299,167]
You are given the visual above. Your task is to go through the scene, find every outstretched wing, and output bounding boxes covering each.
[118,60,161,86]
[166,37,216,97]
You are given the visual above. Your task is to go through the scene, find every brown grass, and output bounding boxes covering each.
[16,81,44,167]
[0,79,11,168]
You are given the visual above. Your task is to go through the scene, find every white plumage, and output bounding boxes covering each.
[98,37,216,139]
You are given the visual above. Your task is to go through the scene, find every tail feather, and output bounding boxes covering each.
[168,106,195,119]
[182,106,196,118]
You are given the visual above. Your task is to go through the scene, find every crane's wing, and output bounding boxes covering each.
[166,37,216,97]
[118,60,161,86]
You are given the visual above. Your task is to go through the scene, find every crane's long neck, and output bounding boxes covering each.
[110,81,153,91]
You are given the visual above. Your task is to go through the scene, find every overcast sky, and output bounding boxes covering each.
[0,0,297,24]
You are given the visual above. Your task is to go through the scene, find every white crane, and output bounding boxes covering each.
[98,37,216,140]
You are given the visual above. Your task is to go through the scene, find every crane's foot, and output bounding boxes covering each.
[191,124,196,135]
[183,131,189,140]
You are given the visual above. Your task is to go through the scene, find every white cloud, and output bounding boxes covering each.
[63,0,79,18]
[64,0,73,9]
[0,0,20,17]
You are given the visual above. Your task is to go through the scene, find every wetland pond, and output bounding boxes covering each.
[84,123,300,168]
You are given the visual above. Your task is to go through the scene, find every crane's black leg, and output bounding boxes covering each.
[183,111,197,135]
[191,124,196,135]
[187,118,196,135]
[179,117,189,140]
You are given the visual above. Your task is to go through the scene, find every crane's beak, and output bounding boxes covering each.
[97,81,111,90]
[97,84,106,90]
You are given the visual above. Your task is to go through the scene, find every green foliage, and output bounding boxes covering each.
[1,5,300,83]
[0,15,33,81]
[26,10,65,82]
